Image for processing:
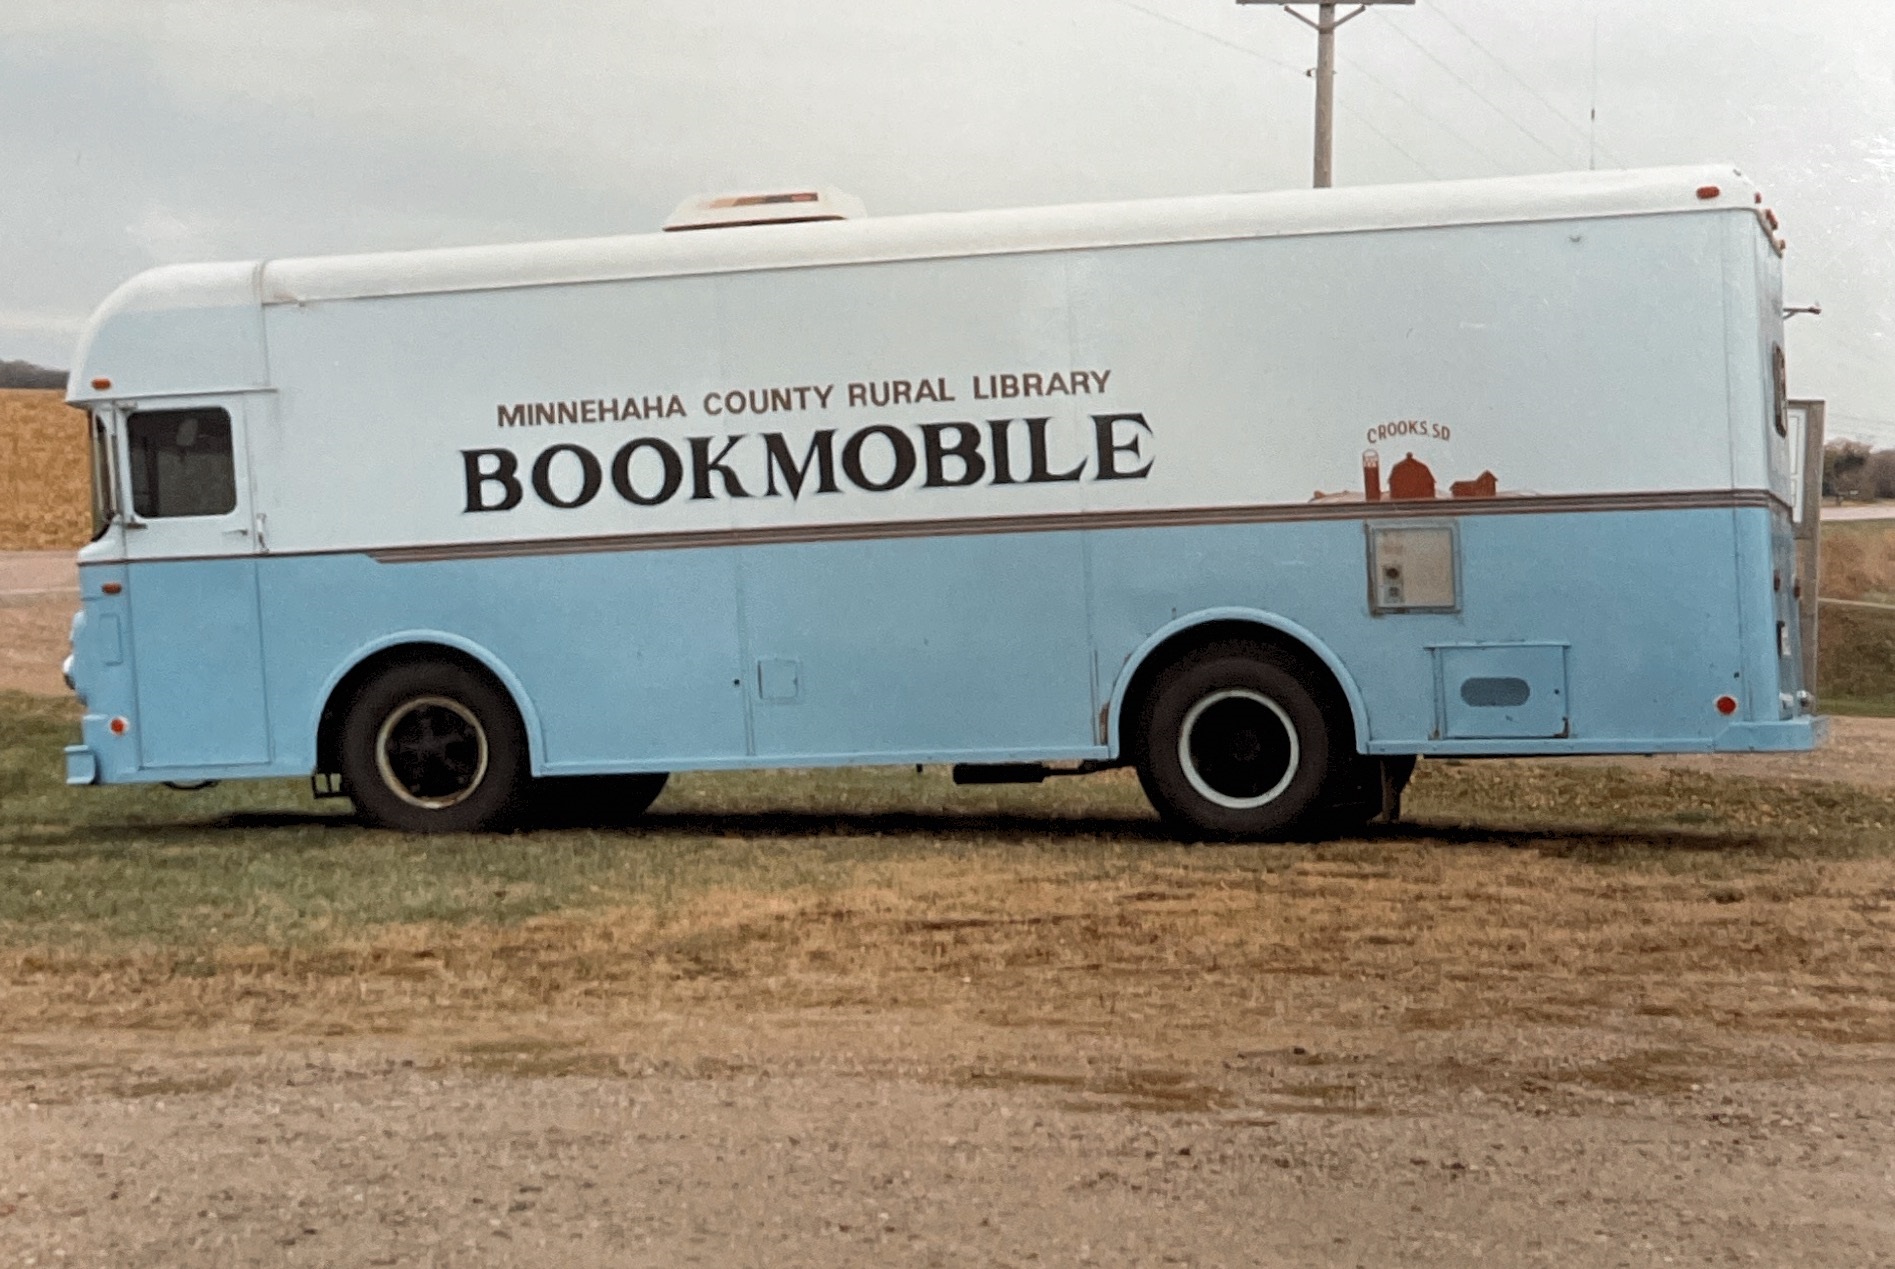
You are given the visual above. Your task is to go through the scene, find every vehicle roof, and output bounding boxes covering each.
[69,165,1765,404]
[264,164,1766,305]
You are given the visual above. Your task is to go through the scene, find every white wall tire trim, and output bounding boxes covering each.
[1176,687,1301,810]
[374,694,492,810]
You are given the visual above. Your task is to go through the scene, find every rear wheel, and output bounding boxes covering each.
[341,661,527,833]
[529,772,670,828]
[1134,642,1339,840]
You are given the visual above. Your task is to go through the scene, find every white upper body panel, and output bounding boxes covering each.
[66,165,1786,561]
[70,165,1768,405]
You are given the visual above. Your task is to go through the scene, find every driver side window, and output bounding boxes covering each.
[127,408,236,518]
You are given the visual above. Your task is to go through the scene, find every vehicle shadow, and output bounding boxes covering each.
[1355,818,1775,855]
[631,806,1175,844]
[2,807,1772,858]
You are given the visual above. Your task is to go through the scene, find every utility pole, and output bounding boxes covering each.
[1237,1,1414,188]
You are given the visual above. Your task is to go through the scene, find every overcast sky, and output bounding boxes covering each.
[6,0,1892,440]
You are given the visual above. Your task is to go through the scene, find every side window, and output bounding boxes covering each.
[88,414,119,541]
[127,408,237,518]
[1772,344,1788,438]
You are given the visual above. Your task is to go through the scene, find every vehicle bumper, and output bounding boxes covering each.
[1709,716,1827,752]
[64,745,98,785]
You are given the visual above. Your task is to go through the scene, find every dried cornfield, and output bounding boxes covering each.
[0,389,88,550]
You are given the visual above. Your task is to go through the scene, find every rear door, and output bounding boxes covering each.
[118,394,272,768]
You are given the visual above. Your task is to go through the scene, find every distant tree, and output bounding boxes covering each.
[0,359,66,389]
[1825,440,1872,500]
[1869,449,1895,501]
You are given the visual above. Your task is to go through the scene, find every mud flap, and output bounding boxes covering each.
[64,744,98,786]
[1378,755,1418,823]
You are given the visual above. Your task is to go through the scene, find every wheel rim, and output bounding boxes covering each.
[1177,688,1300,810]
[374,695,490,810]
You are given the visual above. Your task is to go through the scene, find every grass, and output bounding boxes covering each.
[1822,519,1895,605]
[5,689,1894,953]
[1817,520,1895,712]
[1818,603,1895,714]
[3,691,1894,1056]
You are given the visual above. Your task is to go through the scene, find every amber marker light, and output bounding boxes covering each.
[101,582,122,595]
[1696,185,1721,200]
[1714,695,1739,716]
[90,377,111,390]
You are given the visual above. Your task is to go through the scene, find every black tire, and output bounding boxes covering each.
[528,772,670,828]
[340,660,528,833]
[1133,642,1339,841]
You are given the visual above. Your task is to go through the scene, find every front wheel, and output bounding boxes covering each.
[1134,643,1337,840]
[340,661,528,833]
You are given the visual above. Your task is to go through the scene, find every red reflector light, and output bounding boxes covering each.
[1696,185,1721,200]
[1714,695,1739,716]
[90,377,111,390]
[102,581,122,595]
[109,716,129,736]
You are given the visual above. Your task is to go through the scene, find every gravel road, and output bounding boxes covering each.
[6,1026,1894,1268]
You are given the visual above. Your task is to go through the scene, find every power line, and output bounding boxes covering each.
[1089,0,1441,180]
[1367,11,1577,167]
[1425,1,1627,167]
[1334,97,1443,180]
[1094,0,1305,78]
[1338,53,1513,174]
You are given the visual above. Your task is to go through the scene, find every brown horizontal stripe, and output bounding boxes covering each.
[364,488,1782,565]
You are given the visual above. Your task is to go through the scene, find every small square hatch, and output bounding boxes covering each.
[757,657,802,703]
[1367,523,1458,613]
[1433,643,1568,739]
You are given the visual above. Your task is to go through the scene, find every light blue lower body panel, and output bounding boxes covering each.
[72,503,1817,785]
[126,558,272,768]
[739,531,1096,762]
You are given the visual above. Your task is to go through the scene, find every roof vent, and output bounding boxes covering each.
[663,188,865,232]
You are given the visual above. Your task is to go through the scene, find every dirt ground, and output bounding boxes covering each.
[0,551,73,697]
[4,553,1895,1265]
[5,1019,1893,1268]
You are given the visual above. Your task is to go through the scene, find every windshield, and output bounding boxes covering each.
[87,413,117,542]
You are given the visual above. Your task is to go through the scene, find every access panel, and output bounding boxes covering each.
[1433,643,1569,740]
